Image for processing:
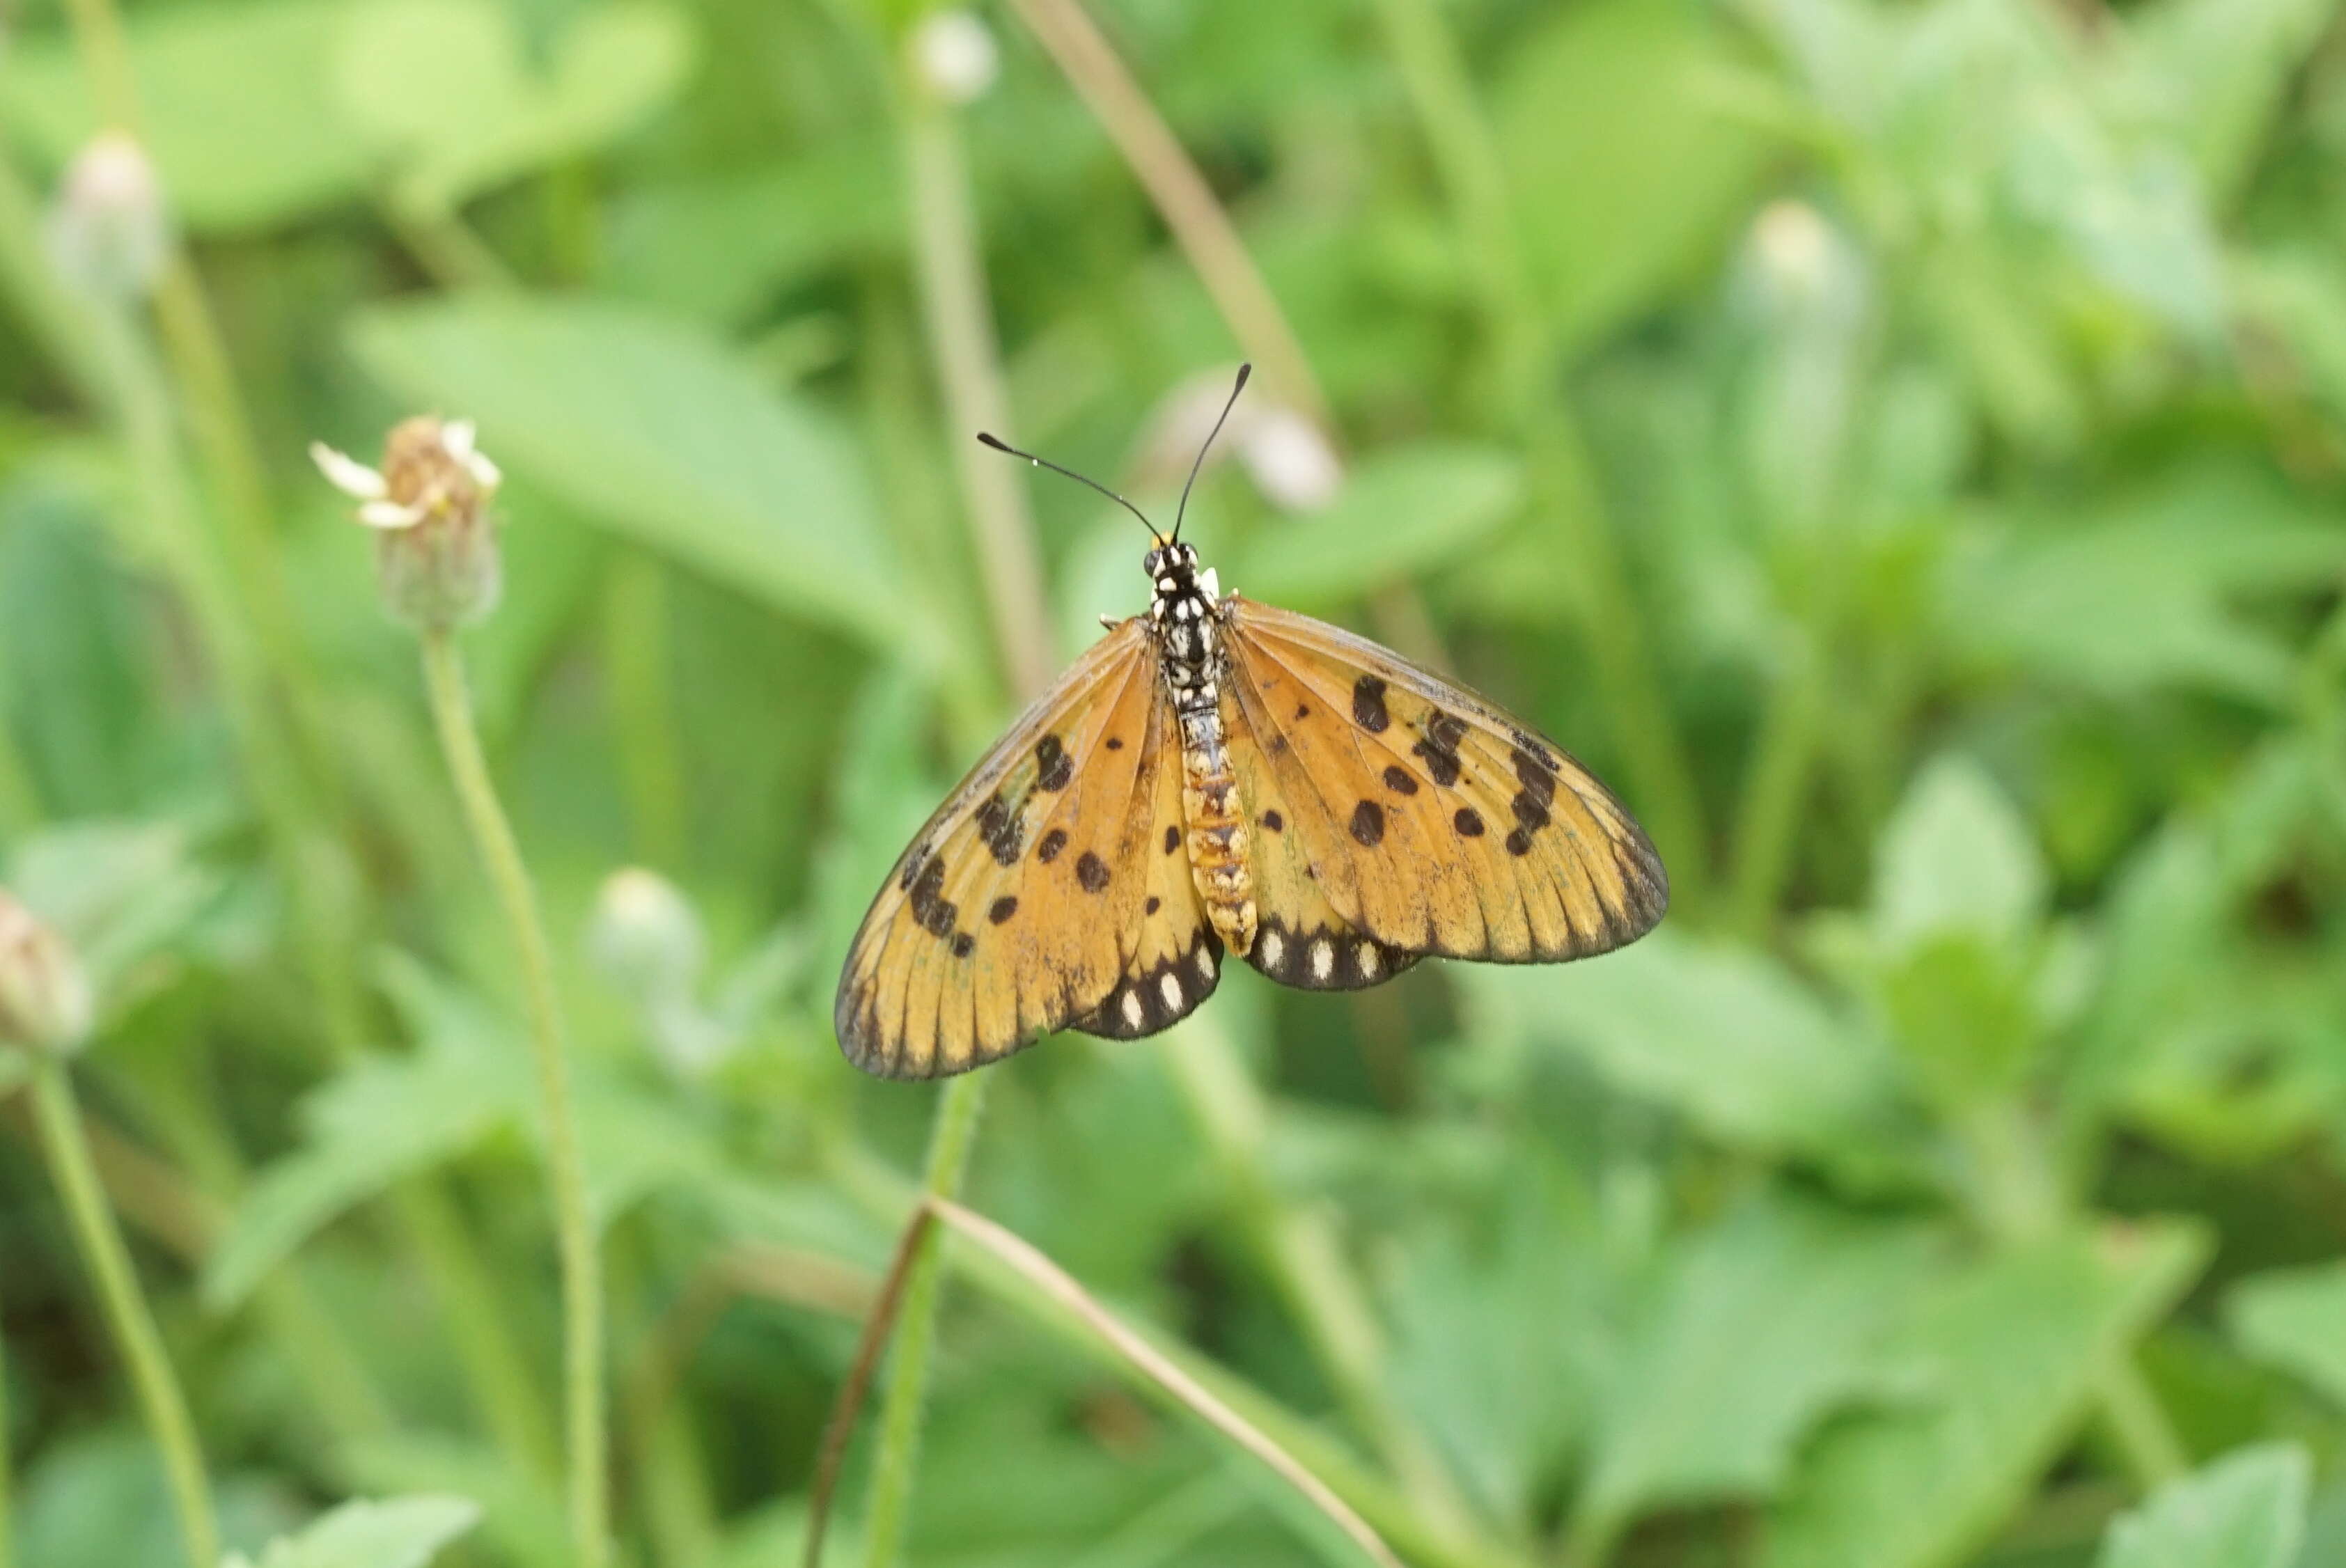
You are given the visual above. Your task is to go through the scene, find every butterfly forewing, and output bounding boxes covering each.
[835,619,1168,1077]
[1220,597,1666,969]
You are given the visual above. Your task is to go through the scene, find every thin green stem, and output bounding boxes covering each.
[1161,1018,1473,1539]
[382,191,521,292]
[1727,627,1830,939]
[900,77,1056,702]
[2097,1356,2189,1491]
[29,1060,217,1568]
[859,1072,990,1568]
[419,629,608,1568]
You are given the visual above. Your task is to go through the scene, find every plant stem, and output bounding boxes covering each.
[2097,1355,2189,1491]
[28,1060,217,1568]
[900,79,1056,703]
[1006,0,1327,423]
[1161,1018,1472,1537]
[1727,626,1830,939]
[859,1072,990,1568]
[419,629,608,1568]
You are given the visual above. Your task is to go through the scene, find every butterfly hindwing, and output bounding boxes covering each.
[835,619,1168,1078]
[1070,688,1223,1039]
[1217,679,1421,991]
[1221,596,1666,969]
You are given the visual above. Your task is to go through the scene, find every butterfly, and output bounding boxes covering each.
[836,367,1666,1079]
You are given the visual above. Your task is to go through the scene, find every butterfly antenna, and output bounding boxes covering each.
[976,432,1162,542]
[1173,362,1251,544]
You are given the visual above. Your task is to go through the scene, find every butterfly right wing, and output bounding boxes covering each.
[835,619,1164,1079]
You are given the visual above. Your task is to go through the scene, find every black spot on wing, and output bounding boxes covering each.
[1076,851,1112,892]
[1350,800,1385,847]
[988,896,1018,925]
[1260,809,1284,833]
[1454,806,1485,837]
[1035,828,1068,864]
[1035,733,1073,791]
[1352,676,1389,732]
[976,793,1022,866]
[951,932,974,958]
[1164,824,1182,855]
[1382,765,1418,797]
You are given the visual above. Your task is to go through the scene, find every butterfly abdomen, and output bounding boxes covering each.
[1155,575,1258,956]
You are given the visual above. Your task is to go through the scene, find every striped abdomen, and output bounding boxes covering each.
[1178,703,1257,955]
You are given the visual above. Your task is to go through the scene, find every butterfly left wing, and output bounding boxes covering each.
[1067,685,1224,1040]
[1219,595,1666,968]
[836,619,1169,1079]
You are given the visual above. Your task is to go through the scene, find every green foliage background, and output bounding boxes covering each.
[3,0,2346,1564]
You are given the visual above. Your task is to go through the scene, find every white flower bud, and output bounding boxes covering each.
[587,868,706,1003]
[45,131,171,303]
[314,416,505,629]
[0,891,93,1058]
[912,10,999,105]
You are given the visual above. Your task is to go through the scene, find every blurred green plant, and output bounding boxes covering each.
[1,0,2345,1565]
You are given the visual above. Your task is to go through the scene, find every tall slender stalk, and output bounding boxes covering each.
[28,1060,217,1568]
[1006,0,1327,422]
[857,1075,990,1568]
[418,630,608,1568]
[847,45,1042,1560]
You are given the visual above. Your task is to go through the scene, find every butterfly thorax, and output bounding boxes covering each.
[1145,542,1258,957]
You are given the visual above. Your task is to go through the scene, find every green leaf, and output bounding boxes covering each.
[202,1019,527,1312]
[225,1495,481,1568]
[335,0,695,212]
[2095,1444,2310,1568]
[1461,930,1905,1161]
[1494,0,1776,353]
[1939,467,2346,706]
[2227,1262,2346,1411]
[1762,1221,2210,1568]
[1872,754,2047,953]
[602,143,902,323]
[347,297,930,661]
[1230,445,1523,606]
[2136,0,2341,200]
[1579,1197,1937,1535]
[1,0,373,230]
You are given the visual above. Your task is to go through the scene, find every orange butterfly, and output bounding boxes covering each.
[836,368,1666,1079]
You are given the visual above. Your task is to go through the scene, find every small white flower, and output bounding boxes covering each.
[912,9,999,105]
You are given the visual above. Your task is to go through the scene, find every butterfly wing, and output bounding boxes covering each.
[1067,684,1224,1040]
[836,618,1171,1078]
[1220,595,1666,971]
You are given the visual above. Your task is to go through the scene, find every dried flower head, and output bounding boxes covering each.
[0,889,94,1057]
[312,416,505,630]
[45,130,172,302]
